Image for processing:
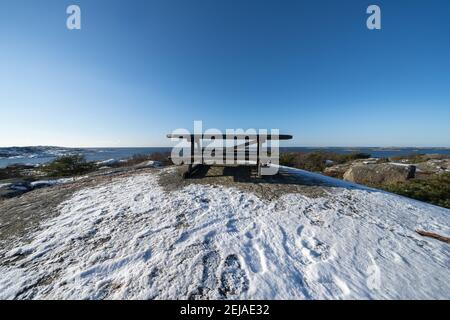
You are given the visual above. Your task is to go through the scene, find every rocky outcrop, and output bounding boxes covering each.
[415,159,449,175]
[0,181,33,198]
[343,163,416,185]
[324,163,352,178]
[324,158,384,179]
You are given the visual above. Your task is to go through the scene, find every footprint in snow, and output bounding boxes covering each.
[226,219,239,233]
[187,250,221,300]
[244,222,261,239]
[242,239,269,275]
[296,226,331,264]
[219,254,249,299]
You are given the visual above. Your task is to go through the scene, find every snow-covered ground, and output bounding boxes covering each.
[0,167,449,299]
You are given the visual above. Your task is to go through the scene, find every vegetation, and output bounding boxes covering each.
[389,153,428,163]
[0,164,29,180]
[381,173,450,209]
[3,150,448,209]
[279,151,370,172]
[115,152,172,167]
[389,153,448,163]
[279,151,449,209]
[41,155,97,177]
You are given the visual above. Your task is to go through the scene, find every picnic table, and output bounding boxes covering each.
[167,133,293,177]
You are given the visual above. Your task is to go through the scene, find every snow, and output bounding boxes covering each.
[30,178,75,188]
[0,167,449,300]
[10,185,29,191]
[390,162,415,167]
[133,160,162,169]
[96,159,119,166]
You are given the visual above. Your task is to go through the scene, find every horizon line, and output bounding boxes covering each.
[1,145,449,149]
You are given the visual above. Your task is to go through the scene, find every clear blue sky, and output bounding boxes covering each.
[0,0,449,147]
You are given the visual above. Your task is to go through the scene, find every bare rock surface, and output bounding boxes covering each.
[0,165,449,300]
[158,165,337,200]
[343,163,416,185]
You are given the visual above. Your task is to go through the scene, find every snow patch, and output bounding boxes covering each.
[96,159,119,166]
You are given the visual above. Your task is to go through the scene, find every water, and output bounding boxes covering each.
[0,147,171,168]
[1,146,449,168]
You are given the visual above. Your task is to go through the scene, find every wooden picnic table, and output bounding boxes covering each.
[167,133,293,177]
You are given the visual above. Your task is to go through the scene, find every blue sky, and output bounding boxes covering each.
[0,0,449,147]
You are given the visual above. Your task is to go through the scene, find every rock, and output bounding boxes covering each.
[324,158,386,179]
[423,154,449,160]
[343,163,416,185]
[96,159,119,166]
[30,180,63,189]
[415,159,449,174]
[0,180,32,199]
[134,160,162,169]
[324,163,352,178]
[176,164,202,179]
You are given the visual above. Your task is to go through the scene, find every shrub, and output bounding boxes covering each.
[279,151,371,172]
[337,153,371,163]
[279,153,298,168]
[390,153,427,163]
[0,164,39,180]
[42,155,97,177]
[116,152,172,167]
[382,173,450,209]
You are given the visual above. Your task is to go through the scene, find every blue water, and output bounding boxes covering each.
[0,147,170,168]
[1,147,449,168]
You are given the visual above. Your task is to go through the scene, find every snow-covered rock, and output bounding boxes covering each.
[96,159,119,166]
[0,168,449,300]
[134,160,162,169]
[30,178,74,189]
[0,183,12,189]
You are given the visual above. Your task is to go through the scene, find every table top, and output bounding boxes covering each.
[167,133,293,140]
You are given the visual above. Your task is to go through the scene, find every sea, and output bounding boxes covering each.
[1,147,449,169]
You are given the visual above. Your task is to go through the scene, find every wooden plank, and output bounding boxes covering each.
[416,230,450,244]
[167,133,293,140]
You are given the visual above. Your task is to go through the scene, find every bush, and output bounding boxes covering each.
[279,151,371,172]
[390,153,427,163]
[42,155,97,177]
[0,164,34,180]
[337,153,371,163]
[382,173,450,209]
[116,152,172,167]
